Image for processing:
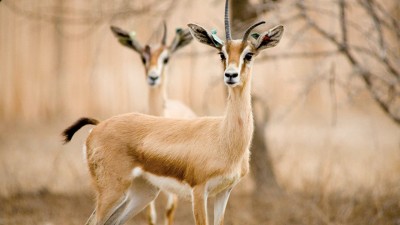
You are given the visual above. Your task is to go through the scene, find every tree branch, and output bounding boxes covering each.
[294,0,400,125]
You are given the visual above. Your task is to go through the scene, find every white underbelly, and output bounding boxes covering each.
[132,168,242,199]
[206,173,241,197]
[133,168,192,200]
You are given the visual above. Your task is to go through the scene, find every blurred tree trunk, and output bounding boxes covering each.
[230,0,281,194]
[231,0,258,39]
[251,98,280,192]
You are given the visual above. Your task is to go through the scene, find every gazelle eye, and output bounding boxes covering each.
[163,57,169,64]
[141,57,146,64]
[244,53,254,61]
[218,52,226,61]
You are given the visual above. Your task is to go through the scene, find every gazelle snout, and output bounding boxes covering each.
[147,68,161,86]
[224,66,240,86]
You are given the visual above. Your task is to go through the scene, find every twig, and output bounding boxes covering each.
[359,0,400,79]
[329,63,337,126]
[2,0,157,25]
[339,0,347,46]
[373,0,400,40]
[260,50,338,61]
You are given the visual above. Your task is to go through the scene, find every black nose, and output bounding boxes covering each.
[225,72,238,78]
[149,76,159,81]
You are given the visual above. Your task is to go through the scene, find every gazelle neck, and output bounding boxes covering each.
[148,73,167,117]
[222,68,254,159]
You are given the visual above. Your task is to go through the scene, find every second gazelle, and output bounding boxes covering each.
[62,0,284,224]
[111,23,195,118]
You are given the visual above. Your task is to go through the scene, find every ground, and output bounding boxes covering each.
[1,187,400,225]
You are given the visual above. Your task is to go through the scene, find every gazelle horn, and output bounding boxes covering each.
[225,0,232,41]
[161,21,167,45]
[242,21,266,44]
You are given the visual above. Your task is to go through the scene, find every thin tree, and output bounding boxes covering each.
[231,0,282,194]
[263,0,400,125]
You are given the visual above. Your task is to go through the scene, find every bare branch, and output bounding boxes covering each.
[260,50,338,61]
[373,1,400,40]
[329,63,338,126]
[2,0,158,25]
[359,0,400,79]
[339,0,348,45]
[296,1,341,47]
[360,0,386,60]
[291,0,400,125]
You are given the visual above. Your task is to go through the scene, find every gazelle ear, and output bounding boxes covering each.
[110,26,143,54]
[169,28,193,53]
[251,25,284,51]
[187,24,223,50]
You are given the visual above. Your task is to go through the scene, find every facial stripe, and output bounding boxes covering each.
[148,48,168,77]
[221,46,228,67]
[149,47,166,68]
[226,41,246,67]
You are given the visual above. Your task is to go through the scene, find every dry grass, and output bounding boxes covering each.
[1,185,400,225]
[0,122,92,196]
[268,110,400,196]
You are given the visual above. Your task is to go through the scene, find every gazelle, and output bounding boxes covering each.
[110,23,195,118]
[62,0,284,224]
[110,22,195,225]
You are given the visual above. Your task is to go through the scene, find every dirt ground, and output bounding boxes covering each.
[2,186,400,225]
[0,191,254,225]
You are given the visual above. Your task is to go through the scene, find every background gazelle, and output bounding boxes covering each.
[111,22,195,225]
[111,23,195,118]
[62,0,284,224]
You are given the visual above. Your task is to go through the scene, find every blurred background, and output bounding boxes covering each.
[0,0,399,224]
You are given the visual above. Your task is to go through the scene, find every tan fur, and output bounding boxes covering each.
[72,30,286,224]
[87,101,252,186]
[226,42,245,67]
[192,184,208,225]
[148,85,165,116]
[84,42,254,225]
[165,195,178,225]
[149,47,165,70]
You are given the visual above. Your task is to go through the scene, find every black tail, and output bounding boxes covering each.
[62,117,99,144]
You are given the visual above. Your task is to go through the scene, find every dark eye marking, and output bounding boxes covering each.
[163,57,169,64]
[244,52,254,61]
[141,57,147,64]
[218,52,226,61]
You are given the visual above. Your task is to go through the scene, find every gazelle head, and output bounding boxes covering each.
[188,0,284,88]
[111,22,193,87]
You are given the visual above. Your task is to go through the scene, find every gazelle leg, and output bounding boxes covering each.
[110,176,160,225]
[96,191,129,225]
[192,185,209,225]
[165,193,178,225]
[213,188,232,225]
[103,195,130,225]
[84,209,96,225]
[147,201,157,225]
